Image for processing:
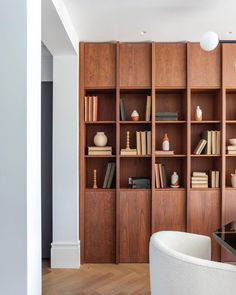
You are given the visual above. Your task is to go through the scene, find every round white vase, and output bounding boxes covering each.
[94,132,108,147]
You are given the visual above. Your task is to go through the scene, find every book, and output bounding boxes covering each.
[88,146,112,151]
[155,164,160,188]
[162,165,168,188]
[216,131,221,155]
[227,145,236,151]
[227,151,236,154]
[107,163,116,188]
[156,112,178,117]
[120,98,126,121]
[211,131,216,154]
[158,164,164,188]
[136,131,141,155]
[120,149,137,155]
[155,150,174,155]
[147,131,151,155]
[88,150,112,155]
[88,96,93,121]
[193,139,207,155]
[130,177,151,189]
[215,171,220,188]
[156,117,178,121]
[191,176,208,181]
[103,163,112,188]
[192,172,207,177]
[202,131,211,154]
[211,171,216,188]
[85,96,88,121]
[141,132,147,155]
[145,96,151,121]
[192,183,208,188]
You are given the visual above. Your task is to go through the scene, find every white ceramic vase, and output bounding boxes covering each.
[162,134,170,151]
[171,172,179,186]
[94,132,108,147]
[195,106,202,121]
[231,174,236,188]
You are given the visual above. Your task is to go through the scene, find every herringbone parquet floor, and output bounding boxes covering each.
[42,260,150,295]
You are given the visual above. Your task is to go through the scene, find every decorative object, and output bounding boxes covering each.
[93,169,98,189]
[195,106,202,121]
[171,172,180,188]
[200,31,219,52]
[131,110,140,121]
[162,133,170,151]
[231,170,236,188]
[94,132,108,147]
[120,131,137,155]
[229,138,236,145]
[126,131,130,150]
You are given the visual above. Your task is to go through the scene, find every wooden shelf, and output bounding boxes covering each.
[191,154,221,157]
[226,154,236,157]
[120,121,151,124]
[85,121,116,124]
[120,155,151,158]
[85,155,116,158]
[85,188,116,192]
[155,188,186,191]
[156,120,186,124]
[191,120,221,124]
[155,154,186,158]
[190,188,220,191]
[120,188,151,191]
[226,120,236,124]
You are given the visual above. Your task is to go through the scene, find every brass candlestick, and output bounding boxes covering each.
[126,131,131,150]
[93,169,98,189]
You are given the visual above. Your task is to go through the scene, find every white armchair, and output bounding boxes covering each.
[150,231,236,295]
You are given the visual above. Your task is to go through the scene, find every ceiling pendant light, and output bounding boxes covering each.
[200,31,219,51]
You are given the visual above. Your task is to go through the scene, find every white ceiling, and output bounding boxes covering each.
[63,0,236,42]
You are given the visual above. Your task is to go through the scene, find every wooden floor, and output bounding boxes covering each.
[42,260,150,295]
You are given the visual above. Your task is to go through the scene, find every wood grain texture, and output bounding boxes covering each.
[189,43,221,87]
[222,190,236,261]
[85,43,116,88]
[155,43,187,87]
[223,44,236,87]
[84,191,116,263]
[152,190,186,232]
[119,190,151,262]
[120,43,151,87]
[43,261,150,295]
[187,190,221,261]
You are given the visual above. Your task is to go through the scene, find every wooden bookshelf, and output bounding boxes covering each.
[80,42,236,264]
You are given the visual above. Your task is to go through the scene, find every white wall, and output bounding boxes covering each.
[51,55,79,268]
[42,56,53,81]
[0,0,41,294]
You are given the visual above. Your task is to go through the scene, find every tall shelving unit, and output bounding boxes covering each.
[79,42,236,264]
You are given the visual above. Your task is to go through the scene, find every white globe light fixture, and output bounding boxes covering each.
[200,31,219,51]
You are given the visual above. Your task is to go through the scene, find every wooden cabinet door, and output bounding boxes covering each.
[84,43,116,88]
[189,43,221,88]
[120,43,151,88]
[223,44,236,87]
[187,190,221,261]
[84,190,116,263]
[152,190,186,233]
[119,190,151,262]
[222,190,236,262]
[155,43,187,88]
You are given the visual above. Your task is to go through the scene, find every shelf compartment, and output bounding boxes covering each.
[85,89,116,121]
[156,124,187,155]
[86,158,116,189]
[226,124,236,148]
[120,90,151,122]
[226,157,236,188]
[152,190,186,233]
[155,157,187,189]
[226,91,236,121]
[191,89,221,121]
[155,89,187,121]
[120,121,151,124]
[86,124,116,154]
[120,157,151,189]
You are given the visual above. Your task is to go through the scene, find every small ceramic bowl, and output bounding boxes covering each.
[229,138,236,145]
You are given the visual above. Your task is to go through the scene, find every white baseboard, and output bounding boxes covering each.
[51,240,80,268]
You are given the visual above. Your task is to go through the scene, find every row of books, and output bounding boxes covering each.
[103,162,116,188]
[120,96,151,121]
[84,96,98,122]
[136,131,151,155]
[156,112,178,121]
[227,145,236,155]
[88,146,112,156]
[191,171,220,188]
[193,131,221,155]
[129,177,150,189]
[154,163,168,188]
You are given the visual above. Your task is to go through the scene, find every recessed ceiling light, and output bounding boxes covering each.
[140,31,147,35]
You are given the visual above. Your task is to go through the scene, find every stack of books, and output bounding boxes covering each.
[156,112,178,121]
[103,162,116,188]
[84,96,98,121]
[129,177,150,189]
[191,172,208,188]
[154,163,168,188]
[193,131,221,155]
[227,145,236,155]
[120,148,137,156]
[155,150,174,156]
[136,131,151,155]
[210,171,220,188]
[120,95,151,121]
[88,146,112,156]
